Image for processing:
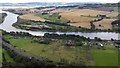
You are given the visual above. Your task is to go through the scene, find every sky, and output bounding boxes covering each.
[0,0,119,3]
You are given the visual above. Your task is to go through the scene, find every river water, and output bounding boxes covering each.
[0,10,119,40]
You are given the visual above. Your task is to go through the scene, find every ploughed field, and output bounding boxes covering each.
[3,34,119,66]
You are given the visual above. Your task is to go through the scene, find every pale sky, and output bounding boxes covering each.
[0,0,119,3]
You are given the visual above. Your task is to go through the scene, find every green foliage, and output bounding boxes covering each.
[36,13,70,23]
[0,13,7,24]
[112,25,120,31]
[0,47,14,62]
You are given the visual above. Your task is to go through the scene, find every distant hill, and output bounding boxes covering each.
[0,2,118,9]
[0,2,101,7]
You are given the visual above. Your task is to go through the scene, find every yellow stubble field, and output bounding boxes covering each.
[51,8,117,29]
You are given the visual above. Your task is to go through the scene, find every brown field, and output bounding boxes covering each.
[107,12,118,17]
[19,14,46,22]
[67,16,96,28]
[41,8,56,11]
[51,8,117,29]
[19,8,117,30]
[94,19,116,30]
[51,9,111,16]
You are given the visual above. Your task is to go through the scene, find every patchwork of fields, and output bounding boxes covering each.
[50,8,117,29]
[19,8,118,30]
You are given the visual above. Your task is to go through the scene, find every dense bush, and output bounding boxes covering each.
[0,13,7,24]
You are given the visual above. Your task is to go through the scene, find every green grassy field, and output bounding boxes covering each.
[36,13,69,23]
[3,35,119,66]
[4,35,94,65]
[91,45,118,66]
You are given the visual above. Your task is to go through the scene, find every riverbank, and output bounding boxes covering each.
[13,16,119,33]
[13,17,87,32]
[0,11,119,40]
[4,7,118,32]
[0,13,7,24]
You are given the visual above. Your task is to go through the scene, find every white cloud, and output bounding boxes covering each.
[0,0,119,3]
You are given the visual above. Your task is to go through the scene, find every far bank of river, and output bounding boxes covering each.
[0,10,119,40]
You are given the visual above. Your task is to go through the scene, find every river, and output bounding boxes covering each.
[0,10,119,40]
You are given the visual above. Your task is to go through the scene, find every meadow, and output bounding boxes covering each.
[91,44,118,66]
[3,34,119,66]
[3,35,93,66]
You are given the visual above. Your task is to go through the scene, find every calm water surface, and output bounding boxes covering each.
[0,10,119,40]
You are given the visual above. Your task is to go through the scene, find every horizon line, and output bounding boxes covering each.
[0,1,119,4]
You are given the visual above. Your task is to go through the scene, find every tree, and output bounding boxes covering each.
[76,42,83,46]
[99,24,101,27]
[58,15,61,19]
[2,53,6,62]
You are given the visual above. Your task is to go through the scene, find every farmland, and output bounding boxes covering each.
[3,34,93,66]
[93,19,115,30]
[17,8,118,30]
[1,2,119,67]
[13,7,119,32]
[19,14,46,22]
[50,8,117,29]
[13,17,89,32]
[2,33,119,66]
[91,44,118,66]
[36,13,70,23]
